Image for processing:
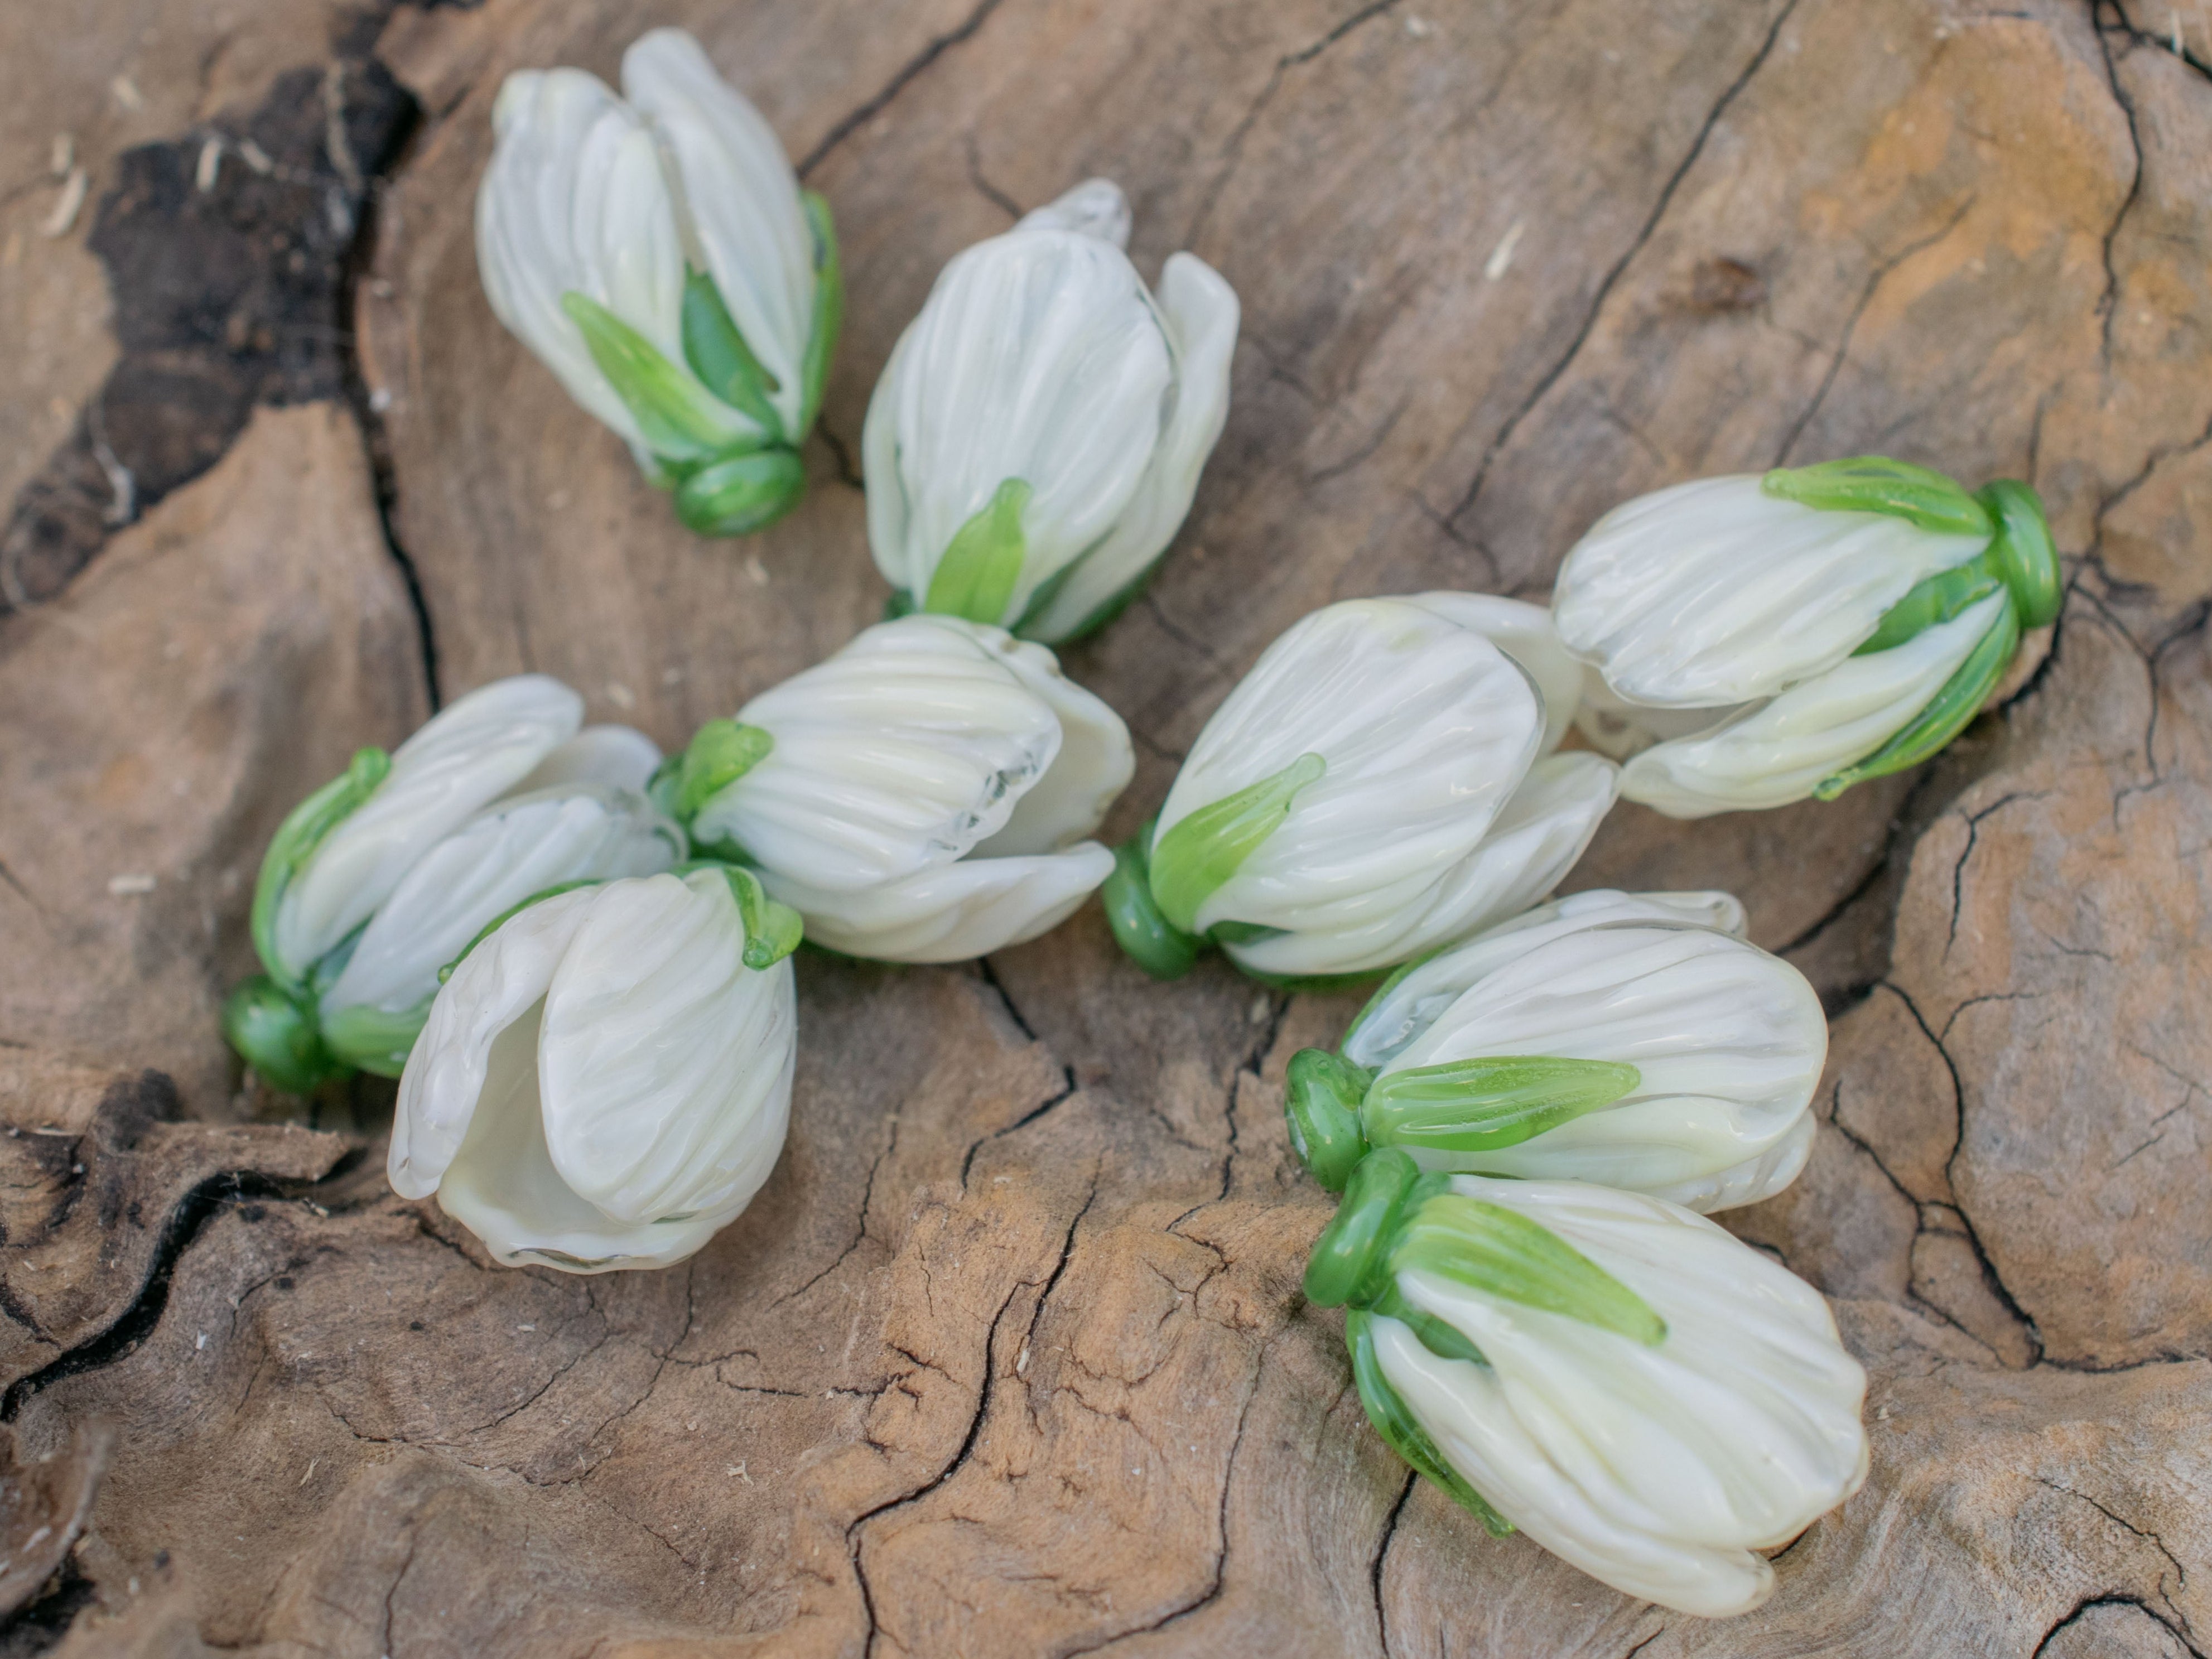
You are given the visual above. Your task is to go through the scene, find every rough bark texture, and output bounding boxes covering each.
[2,0,2208,1653]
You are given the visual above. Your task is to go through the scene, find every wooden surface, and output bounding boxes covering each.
[2,0,2210,1653]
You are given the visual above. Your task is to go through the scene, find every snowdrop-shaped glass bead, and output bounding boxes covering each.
[476,28,841,537]
[1305,1151,1868,1618]
[223,676,680,1091]
[389,867,799,1272]
[1103,594,1617,983]
[1553,457,2059,817]
[864,179,1240,643]
[1285,889,1825,1212]
[668,615,1134,962]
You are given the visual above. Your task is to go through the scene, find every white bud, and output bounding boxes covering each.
[691,616,1133,961]
[475,29,828,507]
[862,180,1239,642]
[1149,595,1615,978]
[1345,892,1825,1211]
[1376,1177,1868,1616]
[1549,470,2044,817]
[390,870,796,1272]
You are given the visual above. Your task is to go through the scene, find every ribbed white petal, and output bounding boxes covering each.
[862,218,1173,622]
[1026,252,1240,642]
[388,884,599,1199]
[765,842,1114,963]
[1375,924,1825,1203]
[1016,178,1132,247]
[1157,599,1545,940]
[1409,594,1584,756]
[273,676,582,978]
[507,725,662,795]
[1379,1178,1868,1617]
[968,629,1134,856]
[620,28,815,435]
[1221,751,1618,979]
[537,870,794,1226]
[696,616,1064,892]
[1645,1111,1816,1214]
[478,68,745,455]
[1553,475,1988,707]
[1620,592,2004,818]
[319,786,682,1018]
[1343,889,1750,1070]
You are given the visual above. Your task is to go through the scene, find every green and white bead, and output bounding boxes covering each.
[1554,457,2061,816]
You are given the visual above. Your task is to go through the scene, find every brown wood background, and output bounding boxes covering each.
[2,1,2209,1653]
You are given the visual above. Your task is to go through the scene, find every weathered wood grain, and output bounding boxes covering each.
[2,0,2209,1653]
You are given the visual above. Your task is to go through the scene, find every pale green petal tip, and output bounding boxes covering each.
[1761,455,1991,538]
[922,478,1033,625]
[672,720,774,823]
[1149,751,1326,936]
[716,864,803,969]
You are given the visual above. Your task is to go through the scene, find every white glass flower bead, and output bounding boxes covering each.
[223,676,681,1091]
[1103,594,1617,982]
[664,615,1134,962]
[864,179,1239,643]
[389,866,799,1273]
[1551,457,2060,816]
[1285,888,1825,1213]
[1306,1151,1869,1617]
[476,28,840,536]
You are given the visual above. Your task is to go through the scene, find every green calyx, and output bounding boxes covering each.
[923,478,1034,626]
[1149,753,1327,937]
[797,191,842,440]
[1285,1050,1643,1193]
[250,746,391,995]
[1304,1148,1447,1309]
[321,997,433,1079]
[1346,1309,1514,1536]
[563,291,758,465]
[683,861,803,970]
[662,719,774,824]
[1101,829,1203,980]
[222,976,345,1094]
[674,448,807,538]
[1285,1050,1375,1193]
[681,267,785,443]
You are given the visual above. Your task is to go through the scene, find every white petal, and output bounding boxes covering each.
[1016,177,1132,247]
[699,616,1063,891]
[1342,888,1750,1070]
[388,885,599,1199]
[507,724,662,795]
[274,676,582,978]
[1025,252,1240,642]
[1221,750,1618,979]
[431,991,734,1274]
[1644,1111,1816,1214]
[1552,475,1988,707]
[1620,592,2005,818]
[1159,598,1546,939]
[320,786,683,1018]
[1377,924,1825,1201]
[864,224,1173,623]
[621,28,815,434]
[765,842,1114,963]
[1407,593,1584,756]
[537,870,795,1227]
[1379,1178,1868,1616]
[476,68,705,451]
[968,631,1134,856]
